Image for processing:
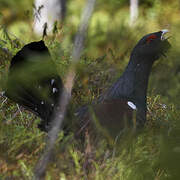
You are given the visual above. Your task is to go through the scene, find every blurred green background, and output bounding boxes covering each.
[0,0,180,107]
[0,0,180,179]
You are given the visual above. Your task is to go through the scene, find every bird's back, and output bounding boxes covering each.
[5,41,63,131]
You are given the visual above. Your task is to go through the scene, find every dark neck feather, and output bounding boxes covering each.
[103,54,154,109]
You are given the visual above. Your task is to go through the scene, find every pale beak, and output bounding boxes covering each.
[161,29,169,40]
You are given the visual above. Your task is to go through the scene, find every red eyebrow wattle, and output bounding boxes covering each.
[146,34,157,43]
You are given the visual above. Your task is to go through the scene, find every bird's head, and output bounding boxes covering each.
[132,30,171,61]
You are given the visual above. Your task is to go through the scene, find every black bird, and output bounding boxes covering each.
[5,30,170,135]
[5,40,63,131]
[76,30,171,137]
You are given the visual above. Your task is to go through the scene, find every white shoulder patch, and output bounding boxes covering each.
[127,101,137,110]
[51,79,55,85]
[52,87,58,93]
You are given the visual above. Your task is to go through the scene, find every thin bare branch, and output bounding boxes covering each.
[34,0,96,179]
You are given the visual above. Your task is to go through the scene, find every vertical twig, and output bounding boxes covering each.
[34,0,96,179]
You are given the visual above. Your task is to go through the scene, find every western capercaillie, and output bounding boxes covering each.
[76,30,171,137]
[5,30,170,136]
[5,40,63,131]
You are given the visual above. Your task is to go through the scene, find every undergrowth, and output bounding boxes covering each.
[1,1,180,178]
[0,92,180,179]
[0,35,179,179]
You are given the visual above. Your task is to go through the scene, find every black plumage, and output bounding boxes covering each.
[5,30,170,136]
[76,30,171,137]
[5,40,63,131]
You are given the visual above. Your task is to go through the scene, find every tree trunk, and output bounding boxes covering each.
[33,0,66,35]
[130,0,138,26]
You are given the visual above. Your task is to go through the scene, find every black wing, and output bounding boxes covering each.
[5,40,63,131]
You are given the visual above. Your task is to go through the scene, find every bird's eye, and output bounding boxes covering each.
[146,34,157,43]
